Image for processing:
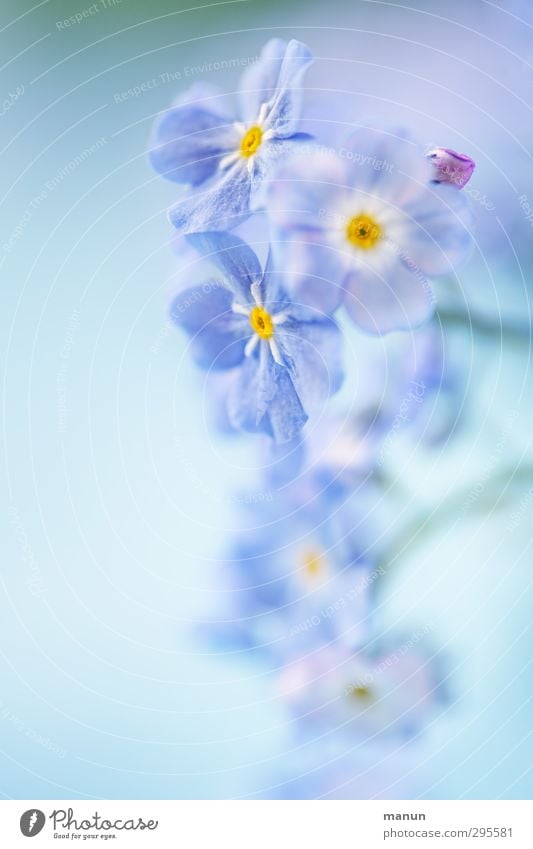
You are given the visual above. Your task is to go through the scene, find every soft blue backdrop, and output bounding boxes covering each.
[1,0,532,798]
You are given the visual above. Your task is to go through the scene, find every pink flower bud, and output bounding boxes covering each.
[427,147,475,189]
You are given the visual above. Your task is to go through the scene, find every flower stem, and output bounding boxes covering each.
[437,307,531,345]
[375,464,533,581]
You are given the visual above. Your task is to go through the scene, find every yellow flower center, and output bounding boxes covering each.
[240,125,263,158]
[346,213,382,250]
[302,549,325,579]
[348,684,373,702]
[250,305,274,339]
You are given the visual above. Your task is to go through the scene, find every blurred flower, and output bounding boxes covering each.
[198,422,394,662]
[171,231,343,442]
[206,552,375,662]
[267,127,473,332]
[149,39,313,235]
[354,321,468,456]
[262,319,465,487]
[427,147,475,189]
[201,486,379,661]
[261,408,384,489]
[278,640,442,740]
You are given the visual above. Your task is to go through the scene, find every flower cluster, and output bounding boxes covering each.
[150,38,476,796]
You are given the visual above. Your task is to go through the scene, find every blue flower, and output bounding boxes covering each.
[266,127,473,331]
[277,640,443,741]
[149,39,313,235]
[209,561,374,663]
[201,495,376,661]
[171,231,344,442]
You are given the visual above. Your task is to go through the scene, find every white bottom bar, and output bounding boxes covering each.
[1,800,531,847]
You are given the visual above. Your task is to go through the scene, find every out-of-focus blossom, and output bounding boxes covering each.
[171,231,343,442]
[261,406,385,489]
[205,553,375,662]
[277,641,442,739]
[352,321,467,456]
[149,39,313,234]
[427,147,476,189]
[200,467,383,659]
[267,127,473,332]
[262,319,465,488]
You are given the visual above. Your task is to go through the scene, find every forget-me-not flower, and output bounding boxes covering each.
[278,641,442,739]
[149,39,313,234]
[201,487,376,660]
[266,126,473,332]
[171,231,343,442]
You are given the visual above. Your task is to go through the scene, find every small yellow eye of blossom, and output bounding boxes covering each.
[240,125,263,158]
[250,306,274,339]
[346,213,382,250]
[302,549,325,579]
[348,684,373,702]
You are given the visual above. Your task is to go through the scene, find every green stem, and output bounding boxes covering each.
[437,308,531,345]
[375,464,533,579]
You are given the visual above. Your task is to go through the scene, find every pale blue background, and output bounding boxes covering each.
[0,0,532,798]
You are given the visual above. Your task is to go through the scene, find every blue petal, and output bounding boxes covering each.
[250,135,314,211]
[239,39,313,136]
[168,162,252,234]
[186,231,263,305]
[267,366,309,442]
[171,284,247,369]
[227,343,307,442]
[239,39,288,123]
[343,249,436,334]
[266,147,351,231]
[262,434,306,487]
[401,184,473,275]
[340,126,433,204]
[269,231,346,314]
[227,344,278,436]
[276,315,344,412]
[227,533,292,609]
[149,102,239,185]
[265,39,314,138]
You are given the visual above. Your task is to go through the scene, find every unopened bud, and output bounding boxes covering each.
[427,147,475,189]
